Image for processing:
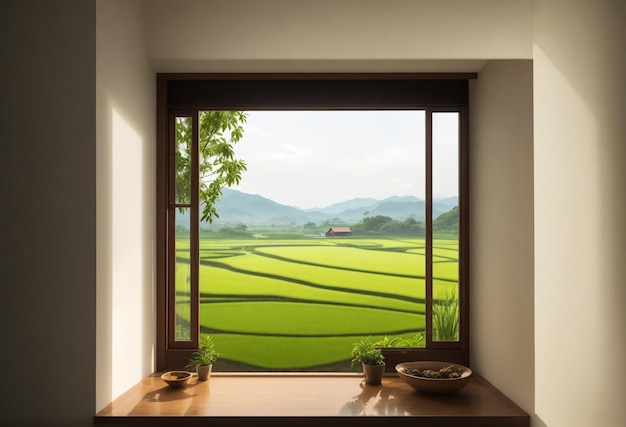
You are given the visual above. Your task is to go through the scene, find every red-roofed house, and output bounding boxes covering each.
[325,227,353,237]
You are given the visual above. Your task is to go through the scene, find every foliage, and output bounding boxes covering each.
[374,333,425,348]
[175,111,248,223]
[433,205,459,235]
[403,333,426,347]
[433,289,460,341]
[351,337,385,367]
[381,217,425,236]
[186,335,220,367]
[373,336,405,348]
[351,215,424,236]
[302,221,319,233]
[218,224,252,237]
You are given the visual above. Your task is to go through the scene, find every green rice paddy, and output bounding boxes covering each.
[175,236,458,371]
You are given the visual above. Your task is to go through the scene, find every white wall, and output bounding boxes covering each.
[96,0,156,412]
[0,1,97,425]
[145,0,532,71]
[533,1,626,426]
[469,60,535,414]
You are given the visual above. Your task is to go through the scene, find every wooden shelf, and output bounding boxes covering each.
[95,373,529,427]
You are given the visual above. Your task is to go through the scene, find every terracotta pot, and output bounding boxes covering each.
[196,364,212,381]
[362,362,385,385]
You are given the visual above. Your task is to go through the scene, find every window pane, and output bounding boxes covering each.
[175,208,192,341]
[432,112,459,342]
[199,110,426,370]
[175,117,192,205]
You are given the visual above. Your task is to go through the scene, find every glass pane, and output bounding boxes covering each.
[432,112,460,342]
[175,116,192,205]
[175,208,192,341]
[198,110,427,371]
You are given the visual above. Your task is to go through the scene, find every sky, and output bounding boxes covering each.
[231,110,459,210]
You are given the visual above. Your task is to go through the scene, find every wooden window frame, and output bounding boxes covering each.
[156,73,472,371]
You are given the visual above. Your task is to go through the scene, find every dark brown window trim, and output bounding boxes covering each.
[156,73,471,371]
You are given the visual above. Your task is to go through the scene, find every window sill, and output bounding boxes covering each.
[95,372,529,427]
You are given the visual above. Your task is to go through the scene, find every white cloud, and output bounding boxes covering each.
[232,110,456,209]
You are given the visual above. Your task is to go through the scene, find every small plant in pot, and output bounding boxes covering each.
[186,335,219,381]
[351,337,385,386]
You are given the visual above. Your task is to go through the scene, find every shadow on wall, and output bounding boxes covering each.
[533,1,626,426]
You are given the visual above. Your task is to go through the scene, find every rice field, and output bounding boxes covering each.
[175,235,458,371]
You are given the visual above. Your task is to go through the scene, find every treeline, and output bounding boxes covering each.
[185,206,459,238]
[351,215,424,236]
[350,206,459,237]
[195,223,253,237]
[433,205,459,234]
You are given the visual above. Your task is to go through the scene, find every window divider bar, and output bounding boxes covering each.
[460,106,470,357]
[166,113,176,349]
[190,111,200,349]
[167,111,199,350]
[425,109,433,347]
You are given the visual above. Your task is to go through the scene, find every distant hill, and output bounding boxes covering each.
[307,197,378,215]
[433,205,459,233]
[216,189,303,221]
[433,196,459,213]
[178,188,458,227]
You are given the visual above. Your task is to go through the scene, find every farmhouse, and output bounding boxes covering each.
[325,227,353,237]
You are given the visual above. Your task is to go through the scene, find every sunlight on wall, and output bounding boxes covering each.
[96,0,157,411]
[111,108,146,397]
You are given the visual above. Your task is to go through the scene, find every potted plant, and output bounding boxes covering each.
[186,335,219,381]
[351,337,385,385]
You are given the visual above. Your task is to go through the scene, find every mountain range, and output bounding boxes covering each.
[197,188,458,226]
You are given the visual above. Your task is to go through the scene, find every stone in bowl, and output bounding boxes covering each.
[161,371,192,388]
[395,361,472,394]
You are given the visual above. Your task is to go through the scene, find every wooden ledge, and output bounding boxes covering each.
[95,373,529,427]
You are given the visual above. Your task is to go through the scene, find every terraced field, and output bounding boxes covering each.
[175,236,458,371]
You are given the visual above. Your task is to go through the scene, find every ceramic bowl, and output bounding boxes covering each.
[161,371,192,388]
[395,361,472,394]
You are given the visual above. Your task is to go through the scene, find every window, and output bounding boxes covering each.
[157,74,471,371]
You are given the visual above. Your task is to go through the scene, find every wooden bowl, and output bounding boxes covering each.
[160,371,192,388]
[395,361,472,394]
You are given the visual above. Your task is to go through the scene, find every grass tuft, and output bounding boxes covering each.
[433,288,459,341]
